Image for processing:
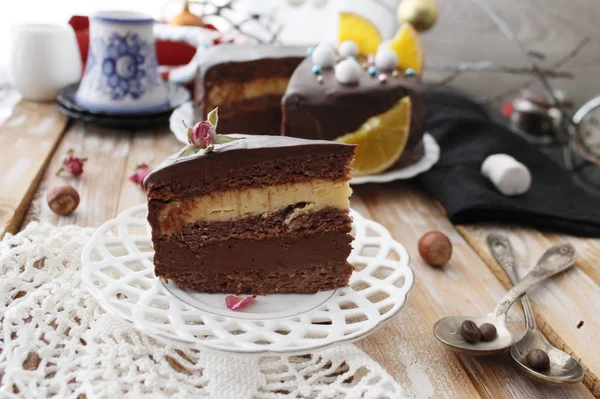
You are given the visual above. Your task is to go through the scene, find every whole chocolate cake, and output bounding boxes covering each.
[145,134,356,295]
[192,22,429,176]
[194,44,306,135]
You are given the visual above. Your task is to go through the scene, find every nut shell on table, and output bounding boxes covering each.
[46,184,80,215]
[418,231,452,266]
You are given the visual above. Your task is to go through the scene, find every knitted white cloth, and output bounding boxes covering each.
[0,223,406,399]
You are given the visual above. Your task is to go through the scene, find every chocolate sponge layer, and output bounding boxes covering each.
[161,260,353,295]
[212,95,284,135]
[152,207,354,294]
[157,206,351,246]
[154,231,353,294]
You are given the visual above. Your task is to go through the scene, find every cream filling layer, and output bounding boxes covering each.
[157,179,352,235]
[206,77,289,109]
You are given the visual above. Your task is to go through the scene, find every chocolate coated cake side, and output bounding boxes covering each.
[282,57,428,167]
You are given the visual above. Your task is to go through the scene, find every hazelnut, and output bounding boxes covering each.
[418,231,452,266]
[46,184,80,215]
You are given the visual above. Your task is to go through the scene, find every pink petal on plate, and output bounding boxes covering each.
[225,295,255,311]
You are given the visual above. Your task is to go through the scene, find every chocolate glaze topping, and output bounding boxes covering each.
[196,44,307,79]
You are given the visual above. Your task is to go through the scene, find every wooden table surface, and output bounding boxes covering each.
[1,99,599,398]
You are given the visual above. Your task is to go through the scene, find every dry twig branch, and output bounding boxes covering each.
[482,36,590,104]
[470,0,560,106]
[429,61,573,78]
[189,0,282,43]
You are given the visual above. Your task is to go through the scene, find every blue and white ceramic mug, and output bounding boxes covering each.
[75,10,168,114]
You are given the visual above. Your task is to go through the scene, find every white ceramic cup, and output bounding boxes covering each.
[7,24,82,102]
[75,10,168,114]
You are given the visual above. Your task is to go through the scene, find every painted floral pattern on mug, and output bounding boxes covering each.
[87,32,160,101]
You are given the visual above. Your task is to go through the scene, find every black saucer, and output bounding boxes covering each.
[57,82,191,129]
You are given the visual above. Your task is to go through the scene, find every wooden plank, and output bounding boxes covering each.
[24,122,132,228]
[545,235,600,296]
[24,123,185,227]
[116,127,182,214]
[352,184,593,398]
[25,123,184,228]
[458,223,600,397]
[0,100,69,238]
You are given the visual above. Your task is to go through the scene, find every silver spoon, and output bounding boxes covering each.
[433,242,576,356]
[488,234,585,384]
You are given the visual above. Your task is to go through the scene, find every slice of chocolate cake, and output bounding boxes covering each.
[194,44,305,135]
[145,134,356,295]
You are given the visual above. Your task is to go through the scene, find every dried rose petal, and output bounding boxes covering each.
[129,163,151,189]
[57,149,87,176]
[225,295,255,311]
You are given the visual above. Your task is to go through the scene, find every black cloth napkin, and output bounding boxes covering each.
[417,87,600,237]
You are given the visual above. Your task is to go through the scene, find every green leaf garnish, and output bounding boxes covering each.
[207,107,219,128]
[177,144,200,159]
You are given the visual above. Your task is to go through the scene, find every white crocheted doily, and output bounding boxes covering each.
[0,223,406,398]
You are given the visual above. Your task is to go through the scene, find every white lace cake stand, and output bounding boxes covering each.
[169,102,440,184]
[81,204,414,355]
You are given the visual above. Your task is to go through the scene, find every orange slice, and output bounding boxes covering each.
[388,23,424,73]
[338,12,382,55]
[336,97,412,176]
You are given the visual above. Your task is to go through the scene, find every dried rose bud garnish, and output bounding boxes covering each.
[57,149,87,176]
[129,163,151,189]
[225,295,255,311]
[189,120,215,149]
[179,107,244,158]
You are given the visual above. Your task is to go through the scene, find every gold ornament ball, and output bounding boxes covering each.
[397,0,438,32]
[169,0,205,27]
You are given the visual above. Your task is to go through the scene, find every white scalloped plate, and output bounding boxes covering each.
[81,204,414,355]
[169,102,440,185]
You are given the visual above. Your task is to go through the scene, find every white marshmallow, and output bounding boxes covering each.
[375,48,398,71]
[335,58,362,85]
[481,154,532,196]
[311,44,336,68]
[338,40,359,59]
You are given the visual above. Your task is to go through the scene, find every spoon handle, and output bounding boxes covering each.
[494,243,576,317]
[487,234,536,330]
